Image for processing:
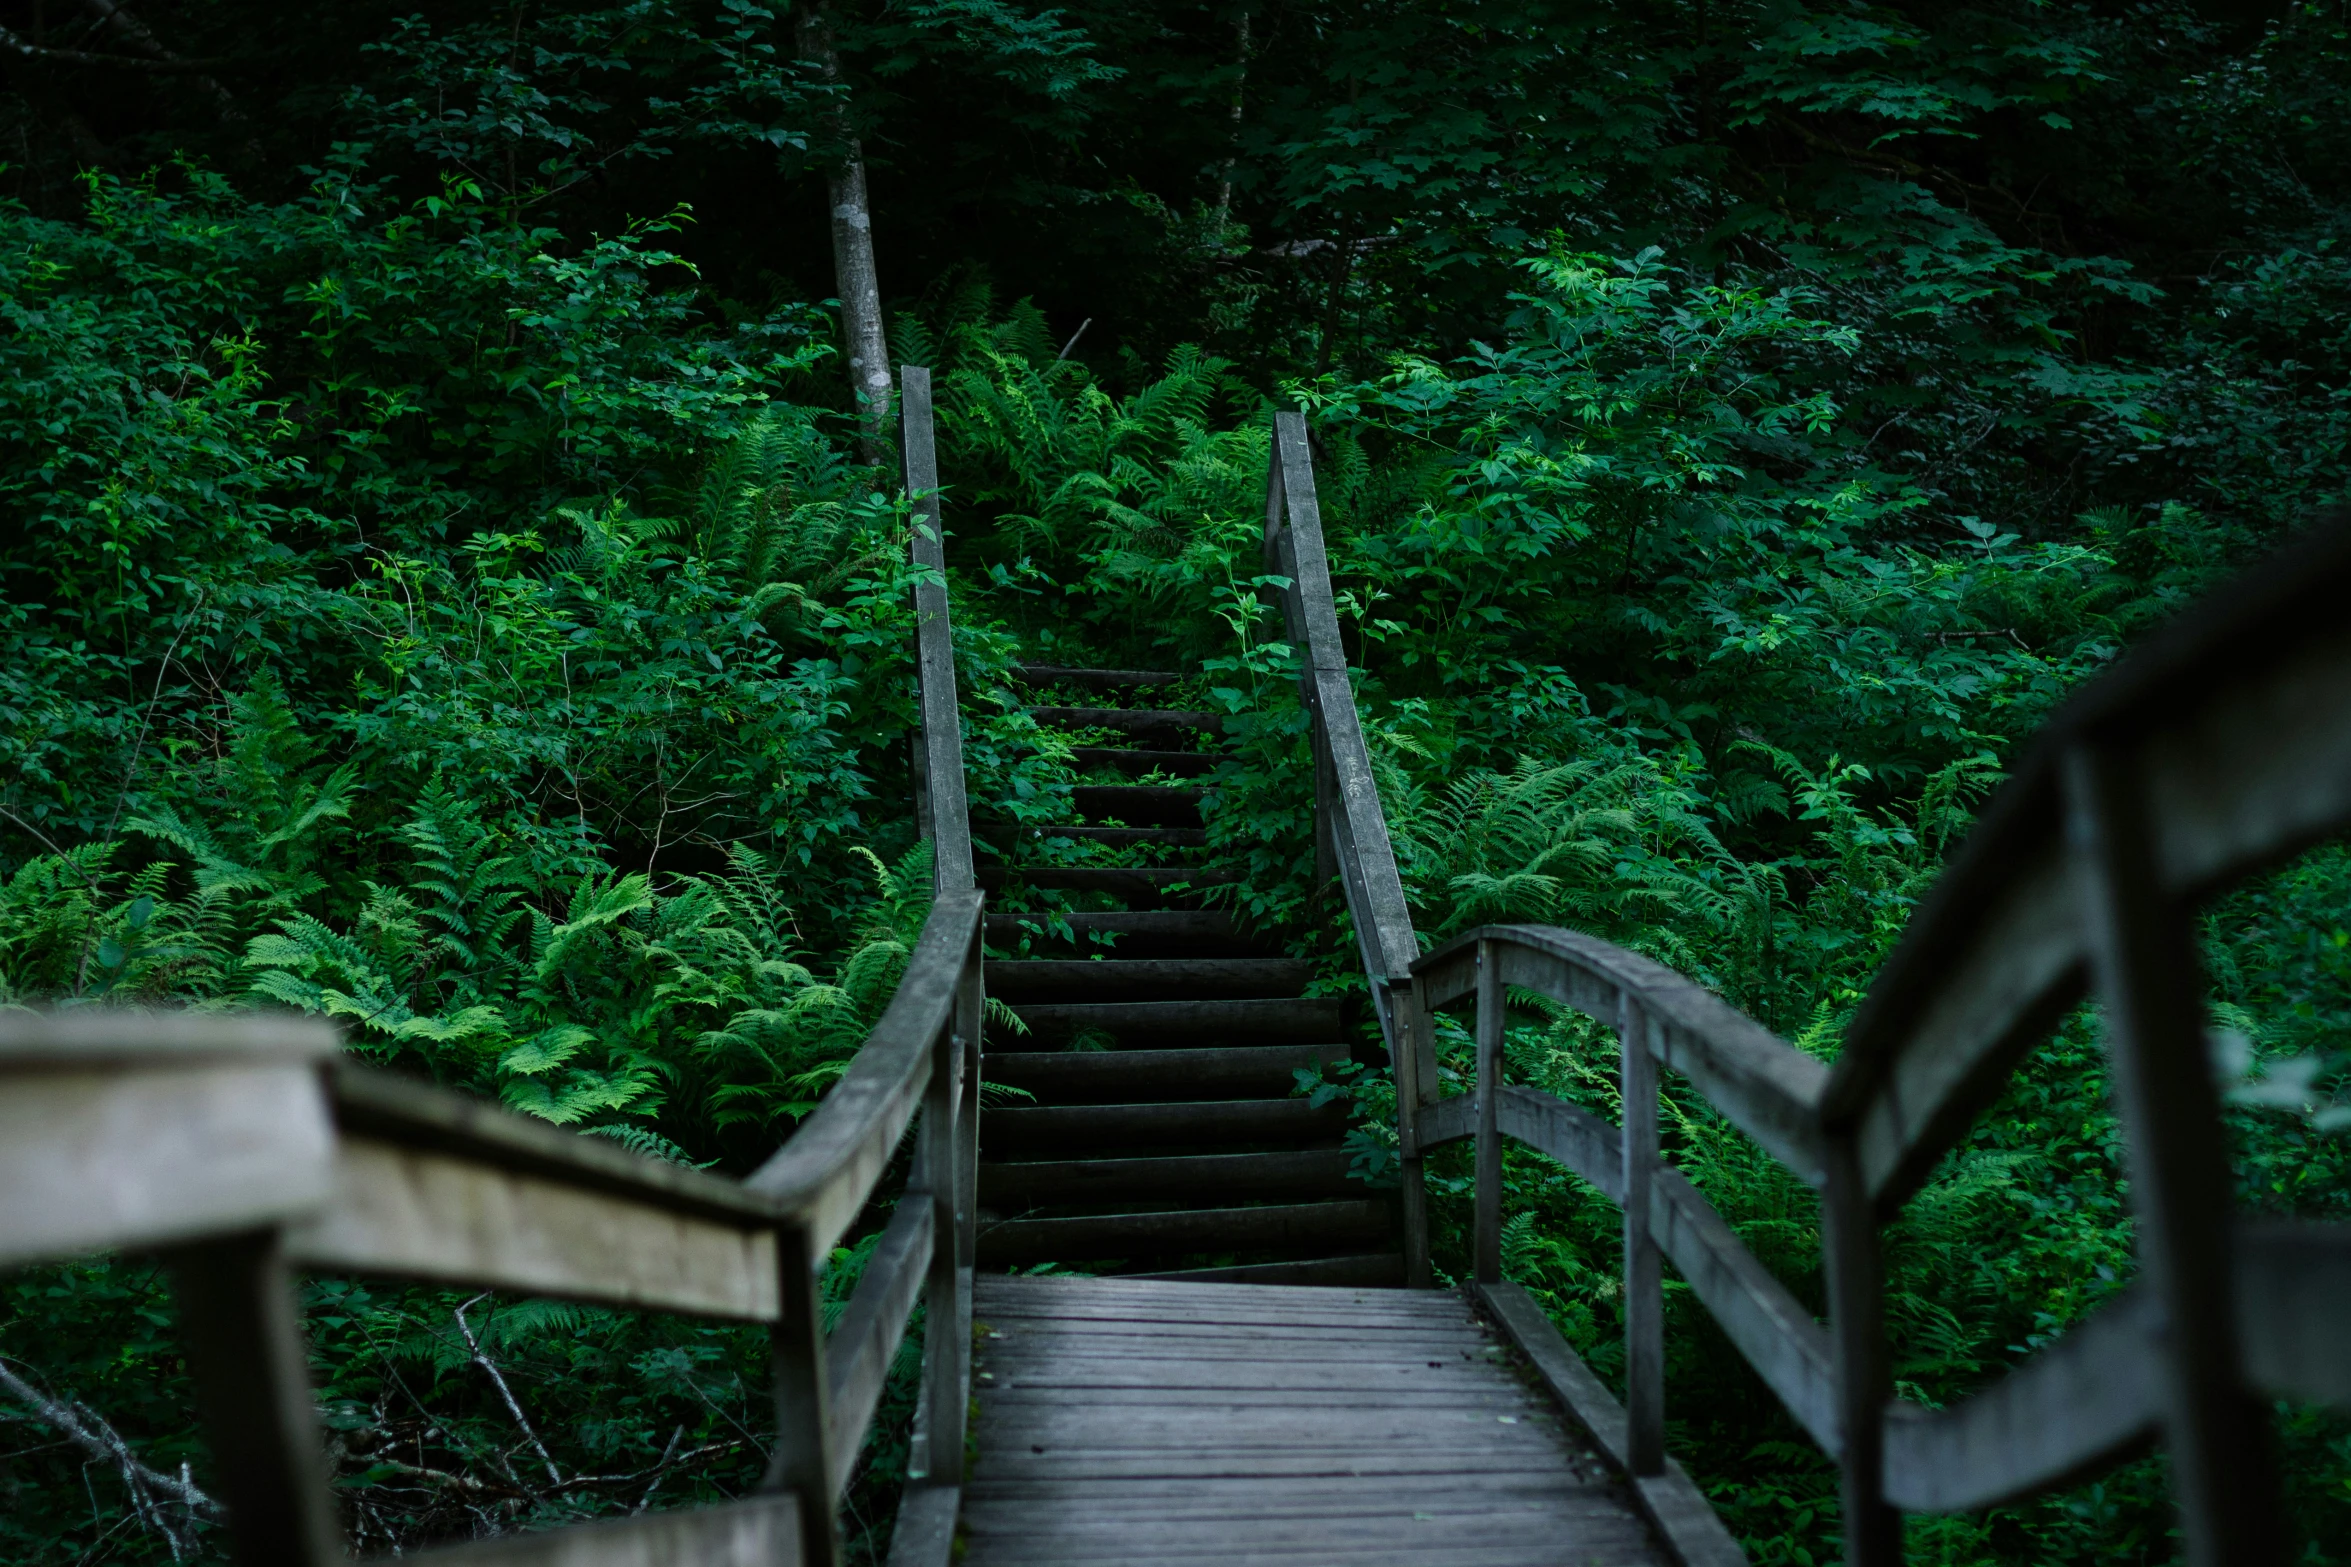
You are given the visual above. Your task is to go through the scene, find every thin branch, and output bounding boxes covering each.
[0,23,224,69]
[451,1296,563,1491]
[0,1358,218,1560]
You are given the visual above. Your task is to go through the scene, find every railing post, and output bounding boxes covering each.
[1396,974,1432,1288]
[165,1229,341,1567]
[2062,742,2282,1566]
[1619,995,1664,1477]
[1823,1141,1898,1566]
[909,930,981,1491]
[765,1225,842,1567]
[1473,938,1502,1285]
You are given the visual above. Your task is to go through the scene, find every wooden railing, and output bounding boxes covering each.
[1272,409,2351,1565]
[0,367,982,1567]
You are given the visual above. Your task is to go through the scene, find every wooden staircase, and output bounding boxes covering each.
[974,664,1403,1285]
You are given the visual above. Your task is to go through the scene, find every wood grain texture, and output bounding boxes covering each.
[406,1493,803,1567]
[287,1136,781,1320]
[959,1274,1670,1567]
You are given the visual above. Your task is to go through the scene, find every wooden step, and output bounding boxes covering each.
[1029,706,1221,737]
[981,1149,1363,1208]
[1034,825,1209,849]
[1072,747,1217,779]
[983,1043,1345,1103]
[983,911,1275,958]
[988,958,1312,1005]
[1072,784,1201,826]
[1005,997,1345,1046]
[976,1199,1391,1264]
[1130,1252,1406,1287]
[979,867,1237,905]
[983,1098,1347,1154]
[1014,664,1185,690]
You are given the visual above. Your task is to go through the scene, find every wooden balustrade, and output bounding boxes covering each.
[1273,405,2351,1565]
[0,366,982,1567]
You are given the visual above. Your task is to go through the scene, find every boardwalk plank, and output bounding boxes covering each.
[958,1276,1669,1567]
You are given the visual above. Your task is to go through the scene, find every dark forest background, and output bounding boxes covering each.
[2,2,2350,1562]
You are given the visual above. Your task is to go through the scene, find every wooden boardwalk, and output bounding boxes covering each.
[959,1274,1667,1566]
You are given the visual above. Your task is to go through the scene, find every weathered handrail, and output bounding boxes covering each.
[1398,518,2351,1566]
[1259,412,1430,1260]
[1269,412,2351,1563]
[0,368,985,1567]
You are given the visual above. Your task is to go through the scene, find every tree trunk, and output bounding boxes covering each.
[1211,7,1251,230]
[798,6,893,463]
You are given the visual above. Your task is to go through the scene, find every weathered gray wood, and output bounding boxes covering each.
[1417,926,1827,1185]
[1397,976,1433,1286]
[826,1200,934,1487]
[1647,1166,1838,1452]
[165,1229,343,1567]
[988,957,1308,1003]
[1,1057,335,1267]
[748,890,979,1258]
[1268,414,1419,997]
[1003,996,1343,1045]
[1028,705,1222,734]
[1013,664,1185,689]
[1882,1285,2158,1511]
[408,1494,804,1567]
[963,1274,1666,1567]
[900,365,974,896]
[1832,527,2351,1215]
[983,1148,1362,1206]
[981,1042,1346,1102]
[290,1135,780,1319]
[1621,999,1664,1476]
[1473,939,1503,1285]
[766,1224,841,1567]
[1822,1144,1898,1565]
[2239,1219,2351,1407]
[977,1199,1391,1263]
[2063,741,2279,1563]
[883,1483,959,1567]
[1472,1281,1748,1567]
[984,1097,1347,1153]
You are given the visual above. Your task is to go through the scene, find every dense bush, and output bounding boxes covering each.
[5,1,2351,1562]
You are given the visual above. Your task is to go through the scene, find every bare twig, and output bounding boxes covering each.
[0,22,224,69]
[0,1357,219,1559]
[106,588,205,840]
[451,1296,564,1491]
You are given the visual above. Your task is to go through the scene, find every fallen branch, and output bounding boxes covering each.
[0,1357,218,1560]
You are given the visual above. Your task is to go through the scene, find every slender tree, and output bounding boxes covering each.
[797,2,892,463]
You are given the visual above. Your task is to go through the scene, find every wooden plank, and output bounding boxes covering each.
[2063,740,2278,1561]
[982,1149,1361,1206]
[1883,1285,2157,1511]
[1013,664,1186,689]
[977,1200,1390,1263]
[1415,926,1827,1185]
[1474,1281,1748,1567]
[1499,1086,1622,1202]
[2240,1218,2351,1407]
[0,1060,334,1266]
[1621,998,1664,1476]
[884,1483,959,1567]
[748,891,977,1257]
[1473,938,1502,1284]
[166,1230,341,1567]
[330,1067,780,1222]
[1127,1253,1402,1287]
[1003,996,1343,1045]
[1028,706,1223,733]
[980,1043,1345,1102]
[288,1136,780,1320]
[988,958,1309,1004]
[984,1098,1346,1153]
[1070,784,1204,825]
[1065,747,1219,779]
[900,364,974,895]
[826,1201,934,1486]
[1649,1167,1838,1452]
[407,1494,802,1566]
